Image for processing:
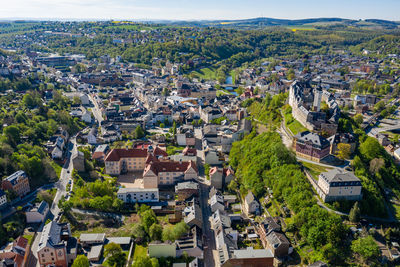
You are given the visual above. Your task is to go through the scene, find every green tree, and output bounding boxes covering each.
[72,255,89,267]
[4,125,20,147]
[132,223,146,243]
[351,235,380,263]
[336,143,351,160]
[141,209,157,233]
[354,114,364,125]
[104,242,126,267]
[349,202,361,223]
[359,137,382,162]
[149,224,163,241]
[135,125,145,139]
[369,158,385,175]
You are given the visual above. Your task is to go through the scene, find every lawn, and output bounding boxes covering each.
[284,111,307,135]
[191,67,217,80]
[133,245,147,261]
[166,145,185,156]
[301,161,332,179]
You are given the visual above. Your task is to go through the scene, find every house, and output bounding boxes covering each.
[92,144,110,162]
[148,241,176,258]
[176,126,196,146]
[0,189,7,208]
[210,167,235,189]
[175,181,199,201]
[72,151,85,172]
[293,131,330,162]
[222,247,274,267]
[175,226,203,259]
[0,236,28,267]
[117,188,159,203]
[26,201,49,223]
[209,193,225,213]
[1,171,30,197]
[243,191,260,216]
[317,169,362,202]
[51,137,65,160]
[37,222,77,267]
[203,149,223,166]
[265,231,291,258]
[87,127,97,145]
[183,202,203,229]
[200,106,222,123]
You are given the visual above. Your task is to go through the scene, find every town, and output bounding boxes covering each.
[0,18,400,267]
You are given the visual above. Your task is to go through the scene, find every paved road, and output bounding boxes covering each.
[28,137,77,267]
[89,94,104,126]
[199,183,216,267]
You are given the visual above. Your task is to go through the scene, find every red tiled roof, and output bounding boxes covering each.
[92,151,105,159]
[0,251,16,260]
[105,148,148,161]
[146,160,197,175]
[14,236,28,250]
[183,147,197,156]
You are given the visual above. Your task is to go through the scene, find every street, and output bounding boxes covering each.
[27,137,78,267]
[89,93,104,127]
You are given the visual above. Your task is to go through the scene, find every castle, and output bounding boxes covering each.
[289,80,340,136]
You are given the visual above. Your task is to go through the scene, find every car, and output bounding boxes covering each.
[67,170,70,174]
[68,180,72,185]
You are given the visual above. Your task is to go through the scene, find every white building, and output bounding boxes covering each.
[317,169,362,202]
[26,201,49,223]
[117,188,159,203]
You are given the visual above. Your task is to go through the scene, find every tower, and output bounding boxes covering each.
[313,87,322,112]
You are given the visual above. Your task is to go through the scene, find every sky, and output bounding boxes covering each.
[0,0,399,21]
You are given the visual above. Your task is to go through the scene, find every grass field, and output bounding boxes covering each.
[302,161,332,179]
[191,67,217,80]
[284,111,307,135]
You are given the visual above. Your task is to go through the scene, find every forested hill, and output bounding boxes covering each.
[158,17,400,30]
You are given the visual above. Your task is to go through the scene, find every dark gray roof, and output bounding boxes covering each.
[319,169,360,183]
[245,191,256,204]
[294,131,330,148]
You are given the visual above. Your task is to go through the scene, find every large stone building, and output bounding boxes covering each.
[317,169,362,202]
[293,131,330,162]
[104,146,168,175]
[289,80,340,136]
[37,222,77,267]
[143,159,197,188]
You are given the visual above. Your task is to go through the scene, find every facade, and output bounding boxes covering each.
[293,131,330,162]
[26,201,49,223]
[317,169,362,202]
[104,146,167,175]
[72,151,85,172]
[2,171,30,197]
[243,191,260,216]
[143,160,197,188]
[37,222,77,267]
[210,167,235,189]
[0,189,7,208]
[265,231,291,258]
[117,188,159,203]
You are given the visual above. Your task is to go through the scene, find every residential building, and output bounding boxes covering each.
[117,188,159,203]
[37,222,77,267]
[72,151,85,172]
[175,181,199,201]
[2,171,30,197]
[26,201,49,223]
[243,191,260,216]
[0,236,28,267]
[91,144,110,162]
[317,169,362,202]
